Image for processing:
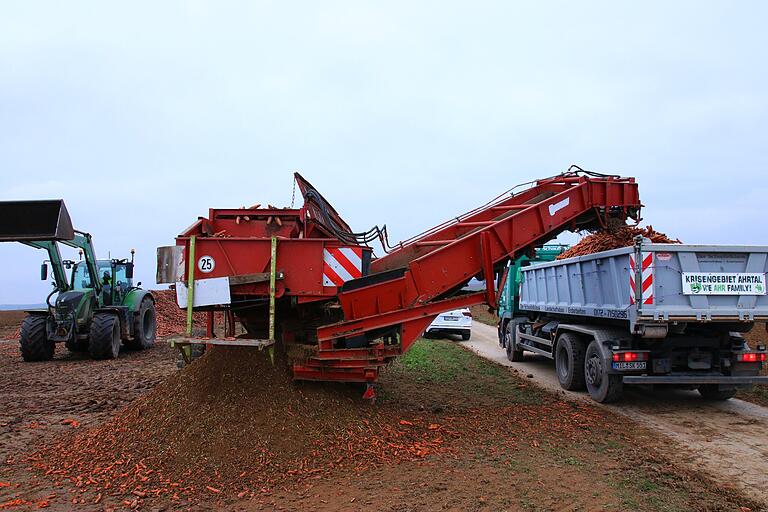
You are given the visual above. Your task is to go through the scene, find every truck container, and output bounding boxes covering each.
[505,237,768,402]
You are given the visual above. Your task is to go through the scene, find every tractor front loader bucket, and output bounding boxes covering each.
[0,200,75,242]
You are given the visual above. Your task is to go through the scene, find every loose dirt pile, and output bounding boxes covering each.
[557,225,680,260]
[152,288,210,337]
[28,347,446,505]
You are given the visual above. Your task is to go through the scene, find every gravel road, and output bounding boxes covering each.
[464,321,768,506]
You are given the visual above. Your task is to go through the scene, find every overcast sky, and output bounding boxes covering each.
[1,1,766,304]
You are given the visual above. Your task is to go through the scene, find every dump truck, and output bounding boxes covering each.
[505,237,768,402]
[158,167,642,395]
[0,200,157,361]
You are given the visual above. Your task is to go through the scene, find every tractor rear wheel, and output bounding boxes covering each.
[89,313,121,360]
[125,298,157,350]
[20,315,54,361]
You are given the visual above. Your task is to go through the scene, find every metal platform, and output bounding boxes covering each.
[168,336,275,349]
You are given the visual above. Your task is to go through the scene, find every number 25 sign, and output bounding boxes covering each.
[197,256,215,273]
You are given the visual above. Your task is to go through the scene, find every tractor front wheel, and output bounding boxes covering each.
[20,315,55,361]
[126,298,157,350]
[89,313,121,360]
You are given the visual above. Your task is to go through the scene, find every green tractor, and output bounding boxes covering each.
[0,200,157,361]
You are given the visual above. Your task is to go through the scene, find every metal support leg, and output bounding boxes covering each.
[268,236,277,363]
[186,235,196,337]
[269,236,277,342]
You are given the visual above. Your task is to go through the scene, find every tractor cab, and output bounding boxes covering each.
[71,258,134,306]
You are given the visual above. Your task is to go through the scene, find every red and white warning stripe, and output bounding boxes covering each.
[323,246,364,287]
[629,252,654,305]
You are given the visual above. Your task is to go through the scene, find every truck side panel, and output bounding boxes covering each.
[519,247,634,323]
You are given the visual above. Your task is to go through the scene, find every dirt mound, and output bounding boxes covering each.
[29,346,444,503]
[557,225,680,260]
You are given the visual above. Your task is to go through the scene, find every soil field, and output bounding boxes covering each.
[0,311,26,340]
[0,323,760,511]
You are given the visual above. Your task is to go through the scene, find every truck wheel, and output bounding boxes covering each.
[555,333,585,390]
[461,331,471,341]
[89,313,121,360]
[584,340,623,402]
[697,385,737,401]
[505,321,524,362]
[126,298,157,350]
[20,315,55,361]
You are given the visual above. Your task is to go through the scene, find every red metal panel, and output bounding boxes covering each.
[178,238,330,297]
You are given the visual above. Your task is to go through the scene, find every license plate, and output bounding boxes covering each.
[612,361,647,370]
[443,316,458,321]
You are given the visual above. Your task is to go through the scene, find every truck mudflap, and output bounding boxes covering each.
[622,375,768,385]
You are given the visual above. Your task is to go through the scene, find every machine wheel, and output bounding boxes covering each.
[89,313,121,360]
[554,333,586,390]
[697,385,737,401]
[584,340,623,403]
[461,331,471,341]
[126,298,157,350]
[498,325,505,347]
[505,320,525,362]
[65,339,89,352]
[20,315,54,361]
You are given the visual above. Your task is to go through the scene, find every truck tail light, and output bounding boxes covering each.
[737,352,766,363]
[612,351,648,362]
[462,311,473,317]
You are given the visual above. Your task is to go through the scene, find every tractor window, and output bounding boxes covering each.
[72,263,93,290]
[112,264,129,288]
[99,261,130,289]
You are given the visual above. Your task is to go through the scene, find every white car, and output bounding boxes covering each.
[425,308,472,340]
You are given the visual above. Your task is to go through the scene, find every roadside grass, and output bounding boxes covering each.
[389,337,542,404]
[612,470,690,512]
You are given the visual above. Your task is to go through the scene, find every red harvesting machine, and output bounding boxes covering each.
[158,167,641,385]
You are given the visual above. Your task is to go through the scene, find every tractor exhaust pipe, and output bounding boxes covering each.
[0,199,75,242]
